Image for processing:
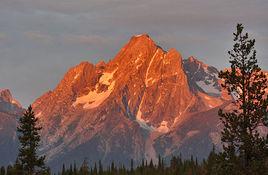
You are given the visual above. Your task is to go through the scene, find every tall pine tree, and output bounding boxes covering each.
[17,105,47,175]
[218,24,268,174]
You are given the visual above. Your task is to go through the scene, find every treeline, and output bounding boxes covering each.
[0,150,221,175]
[57,155,207,175]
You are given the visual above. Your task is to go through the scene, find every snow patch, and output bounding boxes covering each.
[196,81,220,94]
[136,63,142,70]
[73,69,117,109]
[72,73,81,83]
[209,132,221,146]
[135,34,143,37]
[186,130,200,137]
[99,69,117,85]
[11,99,22,107]
[136,95,155,131]
[36,112,42,117]
[204,95,211,100]
[136,108,155,131]
[157,121,169,133]
[145,49,158,87]
[156,94,161,104]
[208,105,213,108]
[135,53,143,64]
[74,73,80,80]
[74,81,115,109]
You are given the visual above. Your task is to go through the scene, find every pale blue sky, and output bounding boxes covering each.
[0,0,267,106]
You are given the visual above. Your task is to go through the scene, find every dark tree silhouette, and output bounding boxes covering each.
[17,105,48,175]
[218,24,268,174]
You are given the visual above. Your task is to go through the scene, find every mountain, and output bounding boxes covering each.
[29,34,232,170]
[1,34,267,170]
[0,89,23,166]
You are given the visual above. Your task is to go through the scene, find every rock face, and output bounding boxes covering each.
[30,34,229,170]
[183,57,221,97]
[0,89,23,166]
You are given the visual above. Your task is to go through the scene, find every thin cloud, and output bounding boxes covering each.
[63,34,115,45]
[24,31,53,43]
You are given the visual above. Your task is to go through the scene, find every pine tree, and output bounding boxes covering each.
[17,105,47,175]
[69,164,73,175]
[61,164,66,175]
[205,146,220,175]
[218,24,268,174]
[130,159,134,174]
[98,160,103,175]
[6,165,13,175]
[73,162,77,175]
[0,166,5,175]
[80,158,90,175]
[93,162,97,175]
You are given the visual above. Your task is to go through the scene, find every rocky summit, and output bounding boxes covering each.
[0,89,23,166]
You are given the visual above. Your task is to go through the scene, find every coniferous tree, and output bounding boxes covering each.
[69,164,73,175]
[17,105,48,175]
[93,162,97,175]
[218,24,268,174]
[17,106,48,175]
[73,162,77,175]
[80,159,89,175]
[130,159,134,174]
[0,166,5,175]
[6,165,13,175]
[61,164,66,175]
[205,146,220,175]
[98,160,103,175]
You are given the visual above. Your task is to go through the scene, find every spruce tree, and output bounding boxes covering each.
[61,164,66,175]
[73,162,77,175]
[0,166,5,175]
[17,105,47,175]
[218,24,268,174]
[98,160,103,175]
[80,159,90,175]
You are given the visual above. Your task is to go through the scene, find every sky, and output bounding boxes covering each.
[0,0,267,107]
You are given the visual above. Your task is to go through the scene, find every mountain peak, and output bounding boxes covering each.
[133,33,150,38]
[0,89,12,101]
[129,33,155,45]
[0,89,22,108]
[183,57,221,96]
[187,56,208,69]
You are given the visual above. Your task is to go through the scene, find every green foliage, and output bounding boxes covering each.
[17,105,49,175]
[217,23,268,174]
